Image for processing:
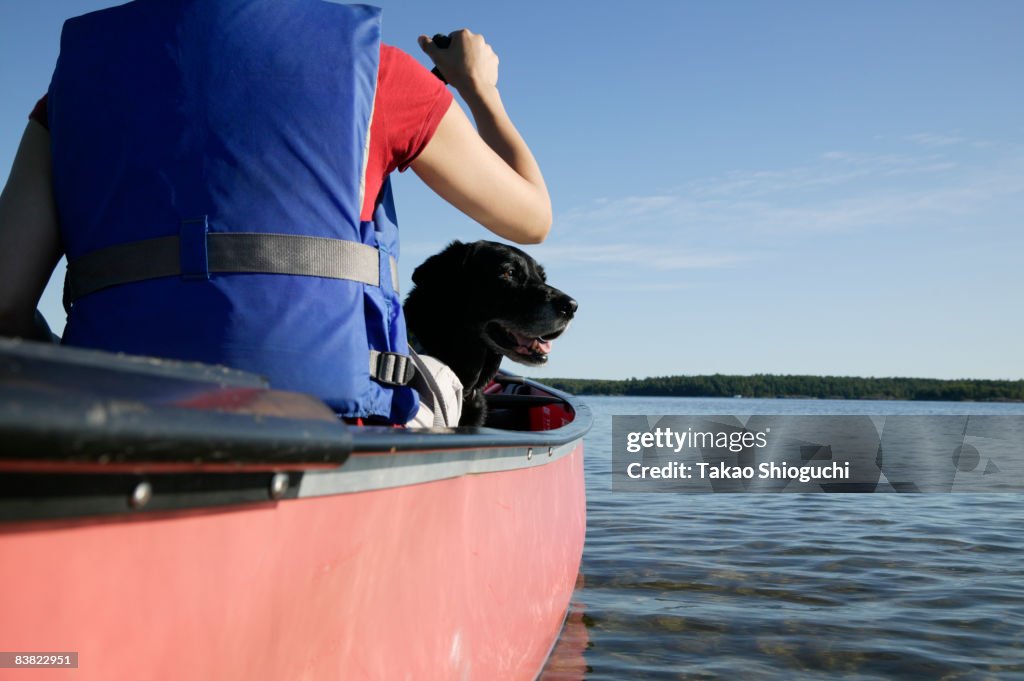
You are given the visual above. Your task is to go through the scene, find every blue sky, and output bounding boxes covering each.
[2,0,1022,381]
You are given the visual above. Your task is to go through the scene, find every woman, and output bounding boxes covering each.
[0,0,550,424]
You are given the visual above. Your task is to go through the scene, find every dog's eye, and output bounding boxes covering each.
[500,266,517,283]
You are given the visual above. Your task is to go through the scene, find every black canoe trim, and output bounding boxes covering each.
[0,471,304,523]
[1,337,351,465]
[0,383,353,465]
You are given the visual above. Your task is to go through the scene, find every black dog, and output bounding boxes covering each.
[404,240,577,426]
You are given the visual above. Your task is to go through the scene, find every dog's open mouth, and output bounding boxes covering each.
[484,322,566,365]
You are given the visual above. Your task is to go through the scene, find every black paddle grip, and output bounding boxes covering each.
[430,33,452,83]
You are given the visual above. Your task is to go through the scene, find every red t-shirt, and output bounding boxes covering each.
[30,45,452,221]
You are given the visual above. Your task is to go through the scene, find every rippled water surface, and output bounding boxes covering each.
[542,397,1024,680]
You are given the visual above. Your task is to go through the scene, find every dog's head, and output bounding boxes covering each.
[408,240,577,366]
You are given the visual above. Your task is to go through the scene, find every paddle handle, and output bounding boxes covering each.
[429,33,452,83]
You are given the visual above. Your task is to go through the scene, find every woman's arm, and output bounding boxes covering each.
[411,30,551,245]
[0,121,62,338]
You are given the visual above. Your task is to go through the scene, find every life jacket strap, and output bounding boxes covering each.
[64,232,400,308]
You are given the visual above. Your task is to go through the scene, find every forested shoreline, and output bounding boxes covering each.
[540,374,1024,402]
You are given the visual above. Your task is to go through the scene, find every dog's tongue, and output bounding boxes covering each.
[512,331,552,356]
[531,338,553,354]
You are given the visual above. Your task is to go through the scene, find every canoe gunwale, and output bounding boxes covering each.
[0,340,592,523]
[0,338,592,465]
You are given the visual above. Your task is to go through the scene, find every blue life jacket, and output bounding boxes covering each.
[48,0,418,423]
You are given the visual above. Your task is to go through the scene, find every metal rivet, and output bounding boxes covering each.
[130,481,152,509]
[527,448,534,461]
[269,473,289,500]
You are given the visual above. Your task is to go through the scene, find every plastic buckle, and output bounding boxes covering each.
[370,351,415,386]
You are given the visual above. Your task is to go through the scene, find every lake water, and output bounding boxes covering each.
[541,396,1024,680]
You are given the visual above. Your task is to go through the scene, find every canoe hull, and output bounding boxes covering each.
[0,443,585,680]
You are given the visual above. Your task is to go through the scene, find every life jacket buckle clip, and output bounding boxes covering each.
[368,350,416,387]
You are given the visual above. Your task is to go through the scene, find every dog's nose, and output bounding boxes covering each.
[557,296,578,318]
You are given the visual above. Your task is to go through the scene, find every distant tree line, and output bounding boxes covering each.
[539,374,1024,402]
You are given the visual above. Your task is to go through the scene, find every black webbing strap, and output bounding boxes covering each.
[64,233,400,304]
[368,350,416,387]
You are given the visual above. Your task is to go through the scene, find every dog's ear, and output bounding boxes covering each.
[411,240,474,287]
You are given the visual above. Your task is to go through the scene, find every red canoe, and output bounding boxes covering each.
[0,338,589,680]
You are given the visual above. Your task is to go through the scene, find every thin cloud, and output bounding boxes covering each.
[906,132,966,147]
[534,243,754,271]
[555,139,1023,241]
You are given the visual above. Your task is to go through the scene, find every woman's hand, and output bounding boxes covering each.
[418,29,499,96]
